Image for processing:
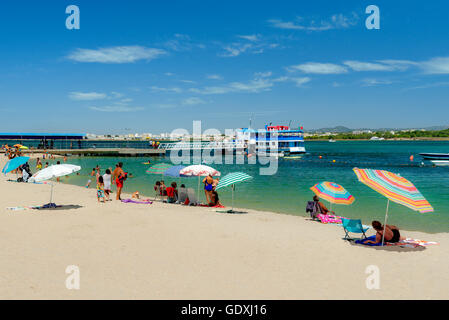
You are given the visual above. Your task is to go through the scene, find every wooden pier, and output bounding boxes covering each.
[14,148,167,157]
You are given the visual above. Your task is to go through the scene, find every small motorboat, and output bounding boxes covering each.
[419,153,449,160]
[430,160,449,167]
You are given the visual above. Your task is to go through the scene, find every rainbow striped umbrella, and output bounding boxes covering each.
[310,181,355,205]
[146,163,172,175]
[353,168,433,213]
[353,168,433,244]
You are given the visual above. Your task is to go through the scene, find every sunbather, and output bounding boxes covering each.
[313,195,332,215]
[364,220,404,244]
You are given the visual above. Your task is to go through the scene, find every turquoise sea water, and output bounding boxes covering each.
[45,141,449,233]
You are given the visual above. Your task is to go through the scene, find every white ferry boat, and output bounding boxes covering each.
[235,124,306,156]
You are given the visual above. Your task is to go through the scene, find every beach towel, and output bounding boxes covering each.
[6,204,61,211]
[6,206,39,211]
[199,204,226,208]
[355,235,439,248]
[121,199,153,204]
[318,214,343,224]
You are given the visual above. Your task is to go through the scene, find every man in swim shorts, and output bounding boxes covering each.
[112,162,126,201]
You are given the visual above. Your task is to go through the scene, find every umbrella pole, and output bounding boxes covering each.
[382,199,390,245]
[231,184,235,212]
[50,183,54,204]
[197,176,200,204]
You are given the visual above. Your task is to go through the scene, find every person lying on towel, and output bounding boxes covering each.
[364,221,405,244]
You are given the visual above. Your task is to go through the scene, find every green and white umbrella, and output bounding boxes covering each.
[216,172,253,213]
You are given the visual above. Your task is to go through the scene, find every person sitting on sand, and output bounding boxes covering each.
[154,181,162,195]
[209,190,222,207]
[365,221,404,244]
[313,195,332,215]
[165,182,178,203]
[160,180,167,196]
[132,191,140,199]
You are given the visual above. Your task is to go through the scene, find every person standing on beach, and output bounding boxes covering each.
[103,169,112,201]
[112,162,126,200]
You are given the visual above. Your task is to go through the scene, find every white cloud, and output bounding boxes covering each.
[179,80,197,84]
[237,34,261,42]
[420,56,449,74]
[344,60,416,72]
[268,19,305,30]
[254,71,273,78]
[190,78,273,95]
[269,13,358,31]
[69,92,107,101]
[150,86,183,93]
[68,46,166,63]
[182,97,206,105]
[290,77,311,87]
[289,62,348,74]
[207,74,223,80]
[344,61,397,72]
[220,43,253,57]
[89,106,144,112]
[361,78,393,86]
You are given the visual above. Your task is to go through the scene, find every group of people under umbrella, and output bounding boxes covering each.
[146,163,252,213]
[309,168,433,245]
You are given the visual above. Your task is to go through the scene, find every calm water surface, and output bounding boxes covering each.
[44,141,449,233]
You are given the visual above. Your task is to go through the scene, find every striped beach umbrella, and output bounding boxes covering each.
[310,181,355,205]
[179,165,221,202]
[216,172,252,190]
[353,168,433,213]
[179,165,220,177]
[146,163,172,175]
[216,172,253,213]
[353,168,433,244]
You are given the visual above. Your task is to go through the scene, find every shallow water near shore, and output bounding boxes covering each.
[45,140,449,233]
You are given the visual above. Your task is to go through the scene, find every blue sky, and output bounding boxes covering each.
[1,0,449,134]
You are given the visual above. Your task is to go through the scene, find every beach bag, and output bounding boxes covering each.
[306,201,315,213]
[306,201,320,219]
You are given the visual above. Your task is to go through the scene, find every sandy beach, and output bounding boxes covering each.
[1,156,448,300]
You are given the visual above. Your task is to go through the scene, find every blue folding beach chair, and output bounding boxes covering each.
[341,218,369,240]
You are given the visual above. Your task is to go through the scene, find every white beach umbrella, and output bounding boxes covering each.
[30,164,81,204]
[179,165,221,202]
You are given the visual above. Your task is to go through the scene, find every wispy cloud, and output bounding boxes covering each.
[404,81,449,91]
[89,106,144,112]
[207,74,223,80]
[150,86,184,93]
[220,43,253,57]
[190,78,274,94]
[69,92,107,101]
[361,78,394,86]
[288,62,348,74]
[182,97,206,105]
[68,46,166,63]
[344,60,416,72]
[237,34,261,42]
[420,56,449,74]
[269,13,358,31]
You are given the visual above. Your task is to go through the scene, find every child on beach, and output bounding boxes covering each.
[97,176,105,203]
[102,169,112,201]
